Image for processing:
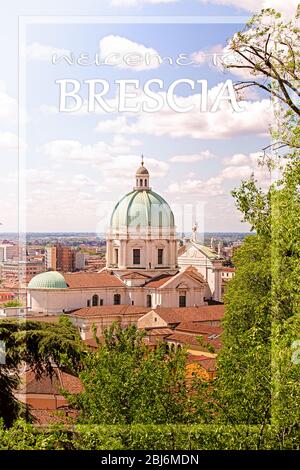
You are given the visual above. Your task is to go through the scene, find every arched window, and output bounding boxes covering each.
[144,179,147,187]
[140,178,143,186]
[146,294,152,308]
[114,294,121,305]
[92,294,99,306]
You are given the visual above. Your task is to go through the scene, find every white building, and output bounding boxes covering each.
[0,244,18,262]
[178,238,223,302]
[27,159,208,314]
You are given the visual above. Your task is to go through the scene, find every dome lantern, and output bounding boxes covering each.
[135,155,150,190]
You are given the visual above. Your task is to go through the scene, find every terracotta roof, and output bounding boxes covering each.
[153,305,224,325]
[177,245,186,256]
[167,333,202,347]
[30,409,79,426]
[188,356,217,372]
[175,323,222,336]
[122,272,151,280]
[18,368,83,395]
[144,268,207,289]
[167,332,221,350]
[221,267,236,272]
[144,274,174,288]
[71,304,150,318]
[145,328,173,337]
[184,267,207,285]
[64,271,124,288]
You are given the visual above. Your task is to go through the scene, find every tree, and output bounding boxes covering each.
[2,300,23,308]
[214,234,272,424]
[0,316,83,427]
[67,323,206,425]
[212,8,300,434]
[223,8,300,150]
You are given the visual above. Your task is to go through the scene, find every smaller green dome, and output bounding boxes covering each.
[28,271,68,289]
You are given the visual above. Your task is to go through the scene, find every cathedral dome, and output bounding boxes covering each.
[28,271,68,289]
[110,189,175,230]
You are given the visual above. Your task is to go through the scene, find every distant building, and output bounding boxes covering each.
[0,291,15,304]
[45,246,57,271]
[56,245,75,272]
[45,245,76,272]
[221,267,236,300]
[75,251,87,270]
[0,260,44,280]
[221,267,236,281]
[0,243,18,262]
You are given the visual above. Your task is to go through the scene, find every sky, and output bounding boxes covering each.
[0,0,298,235]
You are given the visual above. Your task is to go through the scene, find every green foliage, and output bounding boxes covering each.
[224,8,300,149]
[67,323,207,425]
[0,317,84,427]
[0,420,299,450]
[215,235,272,424]
[271,159,300,321]
[2,300,23,308]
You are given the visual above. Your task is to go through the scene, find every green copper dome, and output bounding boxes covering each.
[28,271,68,289]
[110,189,175,230]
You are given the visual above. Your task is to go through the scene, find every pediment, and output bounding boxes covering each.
[179,246,205,260]
[161,271,205,289]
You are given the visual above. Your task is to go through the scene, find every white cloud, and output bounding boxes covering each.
[167,177,224,196]
[95,116,128,134]
[167,151,272,202]
[111,0,177,5]
[0,86,18,124]
[26,42,70,61]
[40,140,115,165]
[0,131,20,151]
[169,151,215,162]
[223,153,250,165]
[99,35,160,71]
[98,84,271,139]
[197,0,298,17]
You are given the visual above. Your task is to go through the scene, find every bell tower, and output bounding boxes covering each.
[134,155,151,190]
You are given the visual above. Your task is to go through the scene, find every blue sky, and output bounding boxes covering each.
[0,0,298,234]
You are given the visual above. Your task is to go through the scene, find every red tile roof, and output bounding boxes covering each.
[221,267,236,272]
[167,332,221,350]
[71,304,150,318]
[184,267,207,285]
[30,409,79,426]
[175,323,222,336]
[122,272,151,279]
[145,274,174,288]
[187,355,217,372]
[64,271,124,288]
[145,328,173,337]
[153,305,224,324]
[18,368,83,395]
